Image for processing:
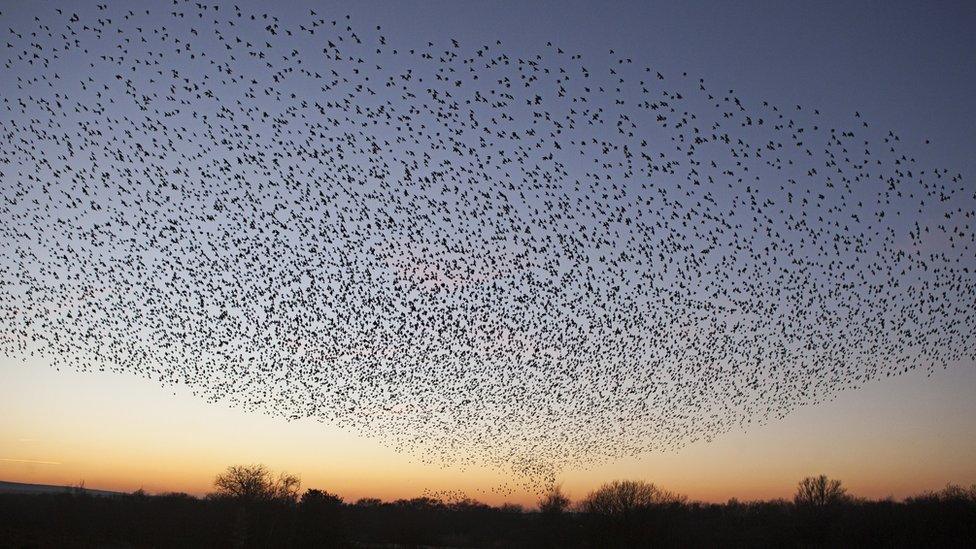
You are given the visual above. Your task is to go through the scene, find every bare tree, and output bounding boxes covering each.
[907,483,976,504]
[212,464,301,503]
[355,497,382,507]
[794,475,849,507]
[301,488,343,507]
[500,503,524,514]
[580,480,686,516]
[538,484,571,514]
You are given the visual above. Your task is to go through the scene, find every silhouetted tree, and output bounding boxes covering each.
[500,502,524,513]
[297,489,346,547]
[209,464,301,548]
[580,479,686,515]
[355,497,382,507]
[538,484,571,514]
[534,484,574,547]
[794,474,849,508]
[3,478,976,547]
[211,464,301,503]
[794,475,850,543]
[902,484,976,545]
[301,489,343,508]
[579,480,687,547]
[907,483,976,504]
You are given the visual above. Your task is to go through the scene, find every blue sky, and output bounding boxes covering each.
[1,0,974,501]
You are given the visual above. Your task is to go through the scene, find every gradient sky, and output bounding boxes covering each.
[3,356,975,505]
[1,0,975,506]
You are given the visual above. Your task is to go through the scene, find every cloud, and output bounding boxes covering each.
[0,458,61,465]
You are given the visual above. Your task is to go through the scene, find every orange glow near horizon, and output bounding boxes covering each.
[2,356,975,507]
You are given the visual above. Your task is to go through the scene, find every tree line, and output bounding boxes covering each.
[1,464,974,547]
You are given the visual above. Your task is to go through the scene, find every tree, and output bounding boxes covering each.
[535,484,573,548]
[907,483,976,504]
[211,464,301,503]
[297,489,346,547]
[577,480,687,547]
[300,489,343,508]
[538,484,571,514]
[794,475,849,508]
[580,480,686,515]
[355,497,382,507]
[793,475,851,544]
[500,503,524,514]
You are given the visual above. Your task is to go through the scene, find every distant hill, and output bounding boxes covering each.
[0,480,123,497]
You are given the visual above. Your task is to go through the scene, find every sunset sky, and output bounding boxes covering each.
[2,0,975,507]
[2,357,975,505]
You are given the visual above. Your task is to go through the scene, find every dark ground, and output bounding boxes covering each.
[1,485,975,548]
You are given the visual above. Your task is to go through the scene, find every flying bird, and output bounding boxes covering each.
[0,0,973,492]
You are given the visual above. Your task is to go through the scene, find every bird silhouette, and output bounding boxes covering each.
[0,1,973,494]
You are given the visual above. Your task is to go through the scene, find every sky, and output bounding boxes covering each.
[2,356,975,505]
[1,0,975,506]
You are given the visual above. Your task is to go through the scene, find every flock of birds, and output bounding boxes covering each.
[1,1,974,493]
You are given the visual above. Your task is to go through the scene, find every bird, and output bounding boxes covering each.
[0,0,973,495]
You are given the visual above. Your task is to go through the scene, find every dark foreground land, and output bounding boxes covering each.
[1,475,975,548]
